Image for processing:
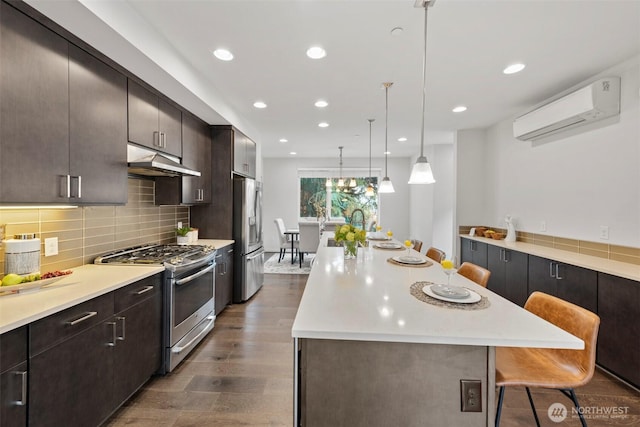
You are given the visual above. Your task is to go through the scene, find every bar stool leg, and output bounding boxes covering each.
[525,387,541,427]
[495,386,505,427]
[560,388,587,427]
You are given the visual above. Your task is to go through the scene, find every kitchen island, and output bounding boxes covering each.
[291,241,583,427]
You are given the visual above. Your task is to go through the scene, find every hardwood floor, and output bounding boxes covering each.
[106,272,639,427]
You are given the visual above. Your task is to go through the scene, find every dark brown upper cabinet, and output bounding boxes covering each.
[127,79,182,158]
[0,2,127,204]
[233,129,256,178]
[155,113,211,205]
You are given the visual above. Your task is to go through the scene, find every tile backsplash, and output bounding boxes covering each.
[459,225,640,265]
[0,178,189,275]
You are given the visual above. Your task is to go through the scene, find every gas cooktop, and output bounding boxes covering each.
[94,244,216,269]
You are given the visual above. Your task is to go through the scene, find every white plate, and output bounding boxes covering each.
[375,242,402,249]
[422,285,481,304]
[393,256,427,265]
[369,236,391,241]
[430,284,470,299]
[0,273,72,294]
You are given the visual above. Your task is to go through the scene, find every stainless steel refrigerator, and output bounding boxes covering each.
[233,176,264,302]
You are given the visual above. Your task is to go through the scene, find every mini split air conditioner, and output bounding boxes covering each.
[513,77,620,141]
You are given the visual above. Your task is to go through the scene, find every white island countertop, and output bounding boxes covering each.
[292,242,583,350]
[0,264,164,334]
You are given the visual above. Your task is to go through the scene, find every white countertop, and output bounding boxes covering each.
[460,235,640,282]
[0,264,164,334]
[292,241,583,350]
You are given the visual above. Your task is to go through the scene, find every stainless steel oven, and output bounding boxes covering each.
[94,244,217,373]
[165,255,215,372]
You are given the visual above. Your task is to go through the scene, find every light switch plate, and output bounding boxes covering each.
[44,237,58,257]
[460,380,482,412]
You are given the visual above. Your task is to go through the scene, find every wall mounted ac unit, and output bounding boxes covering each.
[513,77,620,141]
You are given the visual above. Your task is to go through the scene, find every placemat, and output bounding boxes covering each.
[409,281,490,310]
[387,258,433,268]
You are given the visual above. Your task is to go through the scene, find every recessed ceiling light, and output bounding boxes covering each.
[279,138,288,143]
[318,122,329,128]
[397,137,407,142]
[213,49,233,61]
[289,151,297,155]
[452,106,467,113]
[315,100,328,108]
[390,27,404,36]
[306,46,326,59]
[384,150,391,155]
[253,101,267,109]
[503,63,525,74]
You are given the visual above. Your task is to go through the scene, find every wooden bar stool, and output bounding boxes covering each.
[495,292,600,427]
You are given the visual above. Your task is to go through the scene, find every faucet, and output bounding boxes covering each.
[350,209,365,230]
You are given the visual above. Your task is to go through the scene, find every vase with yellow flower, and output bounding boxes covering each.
[334,224,367,260]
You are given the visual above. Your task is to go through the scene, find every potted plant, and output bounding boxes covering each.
[176,226,191,245]
[334,224,366,259]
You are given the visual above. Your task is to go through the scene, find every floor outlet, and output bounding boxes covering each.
[460,380,482,412]
[599,226,609,240]
[44,237,58,257]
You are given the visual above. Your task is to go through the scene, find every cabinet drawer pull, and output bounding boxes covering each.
[549,262,556,278]
[13,371,27,406]
[107,321,117,347]
[66,311,98,326]
[136,285,154,295]
[116,316,126,341]
[555,263,563,280]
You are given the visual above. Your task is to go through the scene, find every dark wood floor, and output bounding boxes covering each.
[106,272,639,427]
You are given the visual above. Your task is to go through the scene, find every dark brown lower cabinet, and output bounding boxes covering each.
[215,246,234,315]
[460,238,488,269]
[528,255,597,313]
[1,326,28,426]
[29,274,162,426]
[486,246,528,306]
[597,273,640,388]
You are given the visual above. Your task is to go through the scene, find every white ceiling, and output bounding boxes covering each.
[27,0,640,158]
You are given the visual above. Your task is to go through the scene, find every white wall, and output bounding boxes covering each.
[262,156,411,252]
[457,56,640,248]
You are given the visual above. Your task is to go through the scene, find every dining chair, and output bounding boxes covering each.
[410,239,423,253]
[457,262,491,288]
[495,291,600,427]
[275,218,297,262]
[425,246,445,262]
[298,221,321,268]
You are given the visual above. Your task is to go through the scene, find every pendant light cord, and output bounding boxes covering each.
[383,82,393,176]
[368,119,374,181]
[419,6,429,159]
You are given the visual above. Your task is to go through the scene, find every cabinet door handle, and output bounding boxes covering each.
[555,263,563,280]
[504,250,510,263]
[549,262,556,278]
[160,132,167,148]
[136,285,154,295]
[66,174,71,198]
[66,311,98,326]
[107,321,117,347]
[13,371,27,406]
[153,131,160,147]
[77,175,82,198]
[116,316,126,341]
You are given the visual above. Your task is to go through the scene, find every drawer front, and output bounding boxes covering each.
[0,326,27,374]
[114,273,162,313]
[30,292,114,356]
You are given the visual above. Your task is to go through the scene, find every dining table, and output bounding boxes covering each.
[284,228,299,264]
[291,234,583,427]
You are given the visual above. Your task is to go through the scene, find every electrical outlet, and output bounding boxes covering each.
[460,380,482,412]
[44,237,58,257]
[177,221,183,229]
[599,226,609,240]
[540,221,547,232]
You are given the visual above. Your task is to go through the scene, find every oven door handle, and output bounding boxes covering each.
[172,315,215,354]
[175,263,215,286]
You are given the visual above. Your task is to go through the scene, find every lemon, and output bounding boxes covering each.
[404,240,412,247]
[2,273,24,286]
[386,230,393,237]
[441,260,454,269]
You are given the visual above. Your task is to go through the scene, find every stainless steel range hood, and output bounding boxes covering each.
[127,144,201,177]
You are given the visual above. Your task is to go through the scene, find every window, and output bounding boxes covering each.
[299,176,379,230]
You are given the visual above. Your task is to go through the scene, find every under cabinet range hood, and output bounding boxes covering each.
[127,144,200,177]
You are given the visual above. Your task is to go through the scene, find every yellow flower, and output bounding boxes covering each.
[346,232,355,241]
[340,225,350,234]
[441,259,454,269]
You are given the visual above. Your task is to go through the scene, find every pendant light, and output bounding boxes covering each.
[378,82,395,193]
[408,0,436,185]
[348,178,357,188]
[365,119,375,197]
[337,146,345,188]
[325,177,332,188]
